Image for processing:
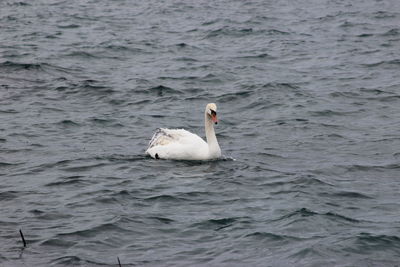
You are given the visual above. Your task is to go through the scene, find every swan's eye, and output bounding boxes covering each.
[210,110,217,116]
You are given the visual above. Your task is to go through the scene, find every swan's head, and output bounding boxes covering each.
[206,103,218,125]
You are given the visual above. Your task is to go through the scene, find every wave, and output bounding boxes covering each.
[79,79,115,93]
[203,27,253,38]
[236,53,275,60]
[41,238,76,248]
[320,190,372,199]
[57,23,80,29]
[309,109,363,117]
[104,44,144,53]
[0,60,78,76]
[356,33,374,38]
[324,212,360,223]
[338,163,400,172]
[329,91,361,98]
[29,155,146,177]
[356,232,400,246]
[219,91,253,103]
[189,217,249,231]
[381,28,400,36]
[373,11,398,19]
[0,191,19,201]
[337,232,400,258]
[55,119,81,127]
[362,59,400,68]
[45,175,87,187]
[144,194,188,202]
[5,1,31,6]
[65,51,98,58]
[30,209,72,221]
[61,163,108,173]
[56,222,130,239]
[147,216,175,224]
[245,232,302,243]
[89,117,124,128]
[262,82,301,90]
[174,56,199,62]
[280,208,318,219]
[359,87,395,95]
[292,175,334,187]
[203,25,291,39]
[0,60,45,73]
[288,247,323,260]
[172,42,202,51]
[140,85,184,96]
[260,174,333,189]
[49,255,107,266]
[97,154,148,162]
[275,208,361,225]
[0,161,22,167]
[0,109,18,114]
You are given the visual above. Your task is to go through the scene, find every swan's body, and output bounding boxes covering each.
[146,103,221,160]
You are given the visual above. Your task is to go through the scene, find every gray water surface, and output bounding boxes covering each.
[1,0,400,266]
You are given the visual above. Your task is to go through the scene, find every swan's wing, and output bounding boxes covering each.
[147,128,201,149]
[148,128,172,149]
[146,128,208,159]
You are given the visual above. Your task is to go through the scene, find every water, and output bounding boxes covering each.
[1,0,400,266]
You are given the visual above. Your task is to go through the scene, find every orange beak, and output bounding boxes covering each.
[211,114,218,124]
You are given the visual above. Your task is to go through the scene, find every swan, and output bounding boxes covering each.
[145,103,222,160]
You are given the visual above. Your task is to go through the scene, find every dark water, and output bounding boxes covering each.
[1,0,400,266]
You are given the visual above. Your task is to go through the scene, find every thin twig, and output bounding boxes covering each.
[117,257,122,267]
[19,229,26,247]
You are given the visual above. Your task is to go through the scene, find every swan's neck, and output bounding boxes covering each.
[205,113,221,157]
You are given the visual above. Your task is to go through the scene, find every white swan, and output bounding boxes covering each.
[145,103,222,160]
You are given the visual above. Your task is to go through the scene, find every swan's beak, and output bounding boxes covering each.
[211,114,218,124]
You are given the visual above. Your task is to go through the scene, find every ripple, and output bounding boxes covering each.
[236,53,275,60]
[50,256,95,266]
[320,190,372,199]
[148,216,175,224]
[276,208,361,225]
[219,91,253,103]
[362,59,400,68]
[262,82,301,90]
[191,217,240,231]
[57,222,129,238]
[245,232,301,242]
[0,60,44,71]
[381,28,400,36]
[57,24,80,29]
[55,119,81,127]
[289,247,322,260]
[204,26,256,38]
[309,109,362,117]
[41,238,76,248]
[356,232,400,247]
[61,163,107,173]
[66,51,98,58]
[0,162,22,167]
[341,163,400,172]
[144,194,188,202]
[0,191,19,201]
[45,175,87,187]
[324,212,360,223]
[141,85,184,96]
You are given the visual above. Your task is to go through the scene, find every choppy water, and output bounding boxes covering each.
[1,0,400,266]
